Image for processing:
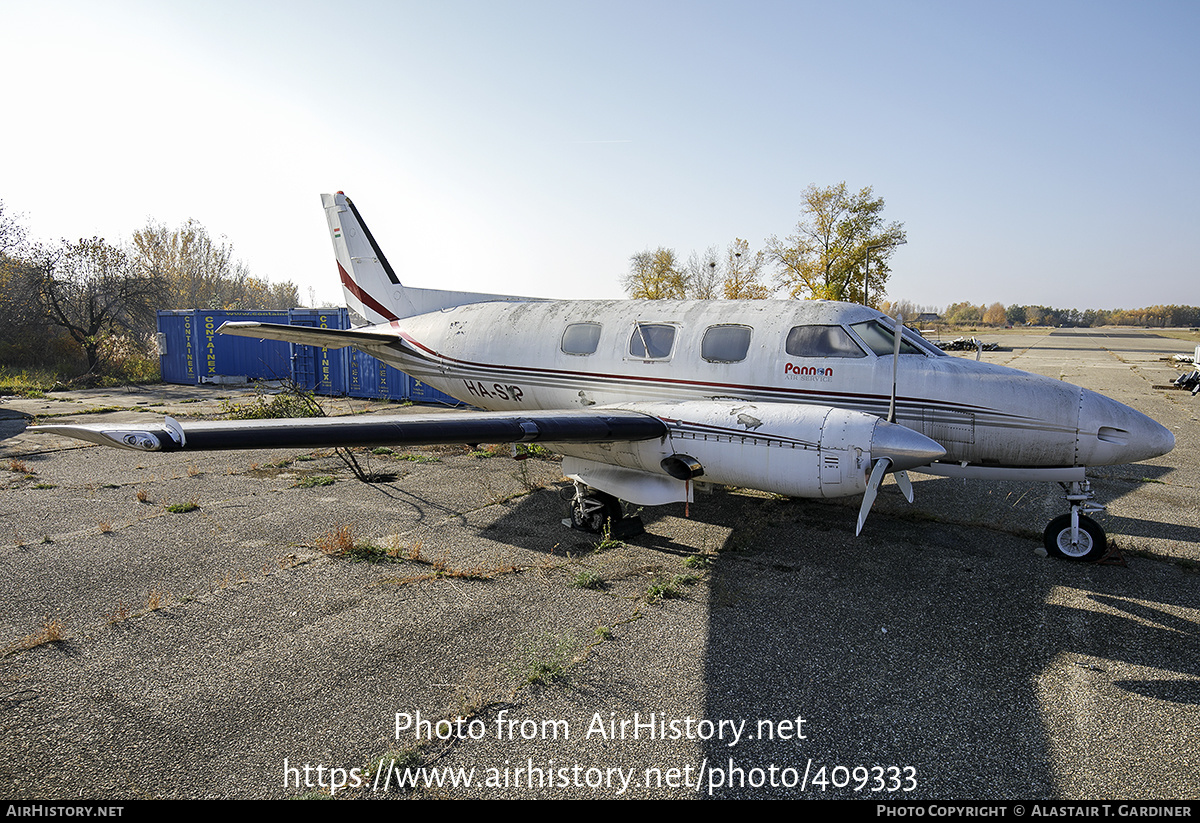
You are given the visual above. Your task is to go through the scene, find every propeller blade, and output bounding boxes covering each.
[894,469,914,503]
[856,457,892,536]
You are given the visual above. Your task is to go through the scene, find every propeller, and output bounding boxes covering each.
[856,456,892,536]
[856,312,938,534]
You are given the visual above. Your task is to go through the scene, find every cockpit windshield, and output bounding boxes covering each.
[849,318,943,357]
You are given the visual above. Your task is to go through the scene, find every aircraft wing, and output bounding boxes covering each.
[216,321,399,351]
[28,410,668,452]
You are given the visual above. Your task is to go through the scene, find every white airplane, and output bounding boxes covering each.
[32,193,1175,561]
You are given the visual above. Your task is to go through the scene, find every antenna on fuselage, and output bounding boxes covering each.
[856,312,915,535]
[888,312,903,424]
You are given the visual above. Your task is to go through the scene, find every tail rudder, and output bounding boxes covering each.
[322,191,418,323]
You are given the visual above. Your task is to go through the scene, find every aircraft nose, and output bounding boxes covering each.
[1076,389,1175,466]
[871,419,947,471]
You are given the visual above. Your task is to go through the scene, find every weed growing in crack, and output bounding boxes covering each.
[109,601,130,624]
[145,589,170,611]
[571,569,605,589]
[6,618,65,655]
[511,631,579,690]
[645,573,701,602]
[317,524,356,556]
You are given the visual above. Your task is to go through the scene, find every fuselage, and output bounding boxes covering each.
[351,298,1174,472]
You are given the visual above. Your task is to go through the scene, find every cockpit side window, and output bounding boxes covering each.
[785,325,867,358]
[849,319,927,356]
[701,324,752,362]
[629,323,676,359]
[561,322,602,355]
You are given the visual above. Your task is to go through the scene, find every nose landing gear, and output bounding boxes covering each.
[1043,480,1108,561]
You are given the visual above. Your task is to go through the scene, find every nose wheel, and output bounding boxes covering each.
[1043,480,1108,561]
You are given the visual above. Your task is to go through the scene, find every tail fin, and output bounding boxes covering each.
[322,192,542,325]
[323,191,416,323]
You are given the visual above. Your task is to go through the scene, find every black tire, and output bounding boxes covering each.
[1043,514,1107,561]
[570,496,606,533]
[569,493,622,534]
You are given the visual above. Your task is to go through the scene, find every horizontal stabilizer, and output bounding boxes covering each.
[29,410,668,452]
[217,321,400,350]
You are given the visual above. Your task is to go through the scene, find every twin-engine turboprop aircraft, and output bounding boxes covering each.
[32,193,1175,561]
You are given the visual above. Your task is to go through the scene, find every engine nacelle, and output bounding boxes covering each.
[555,400,944,505]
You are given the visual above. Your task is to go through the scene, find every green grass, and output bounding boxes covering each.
[646,573,701,602]
[221,385,323,420]
[512,632,579,689]
[395,453,440,463]
[0,366,62,397]
[571,569,605,589]
[340,540,390,562]
[165,500,199,513]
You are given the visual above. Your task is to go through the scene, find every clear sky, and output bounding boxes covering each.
[2,0,1196,311]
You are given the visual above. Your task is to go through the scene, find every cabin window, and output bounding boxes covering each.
[701,324,752,362]
[561,322,602,355]
[629,323,676,359]
[785,325,867,358]
[849,320,927,356]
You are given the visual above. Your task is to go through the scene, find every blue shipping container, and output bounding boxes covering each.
[156,308,463,405]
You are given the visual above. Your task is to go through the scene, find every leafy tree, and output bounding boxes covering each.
[767,183,905,305]
[622,247,687,300]
[40,237,167,374]
[983,302,1007,326]
[132,218,297,310]
[721,238,771,299]
[944,301,984,326]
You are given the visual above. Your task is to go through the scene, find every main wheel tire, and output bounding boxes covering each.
[1043,514,1107,561]
[570,496,607,533]
[569,493,623,534]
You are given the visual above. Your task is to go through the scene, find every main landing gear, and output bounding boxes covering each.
[562,482,644,539]
[1043,479,1108,561]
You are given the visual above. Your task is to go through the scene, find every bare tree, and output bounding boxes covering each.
[0,200,28,257]
[684,246,722,299]
[132,218,297,310]
[0,202,61,365]
[722,238,771,299]
[40,237,166,374]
